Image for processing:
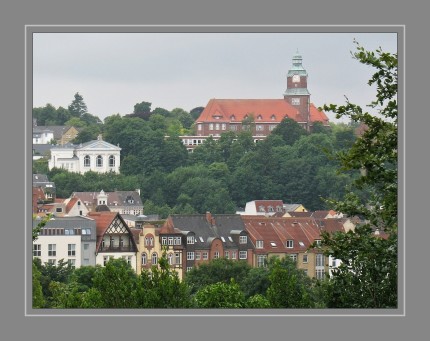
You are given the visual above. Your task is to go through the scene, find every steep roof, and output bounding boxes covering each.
[87,211,138,253]
[196,99,329,125]
[309,103,329,124]
[196,99,301,123]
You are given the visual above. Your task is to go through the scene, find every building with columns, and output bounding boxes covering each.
[48,135,121,174]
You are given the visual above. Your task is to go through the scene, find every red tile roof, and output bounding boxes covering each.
[241,216,322,254]
[196,99,301,123]
[65,197,78,214]
[309,103,329,123]
[196,99,329,124]
[88,211,117,238]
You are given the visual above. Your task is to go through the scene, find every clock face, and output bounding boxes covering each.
[292,75,300,83]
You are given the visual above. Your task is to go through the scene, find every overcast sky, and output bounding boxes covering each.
[32,32,397,123]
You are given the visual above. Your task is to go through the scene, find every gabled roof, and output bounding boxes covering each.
[65,197,79,214]
[196,99,301,123]
[87,212,138,253]
[77,139,121,151]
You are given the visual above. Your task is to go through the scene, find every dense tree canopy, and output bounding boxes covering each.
[318,41,398,308]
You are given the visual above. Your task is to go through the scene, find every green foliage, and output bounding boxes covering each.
[133,251,191,308]
[32,261,45,308]
[64,116,86,128]
[185,258,251,294]
[33,104,72,126]
[266,257,315,308]
[68,92,88,118]
[269,117,308,145]
[72,124,102,144]
[319,41,398,308]
[92,258,138,308]
[33,258,74,307]
[194,279,246,308]
[245,294,271,308]
[240,267,271,299]
[321,227,397,308]
[32,214,51,241]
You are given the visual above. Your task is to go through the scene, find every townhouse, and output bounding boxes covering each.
[241,216,346,279]
[32,216,97,267]
[158,212,253,279]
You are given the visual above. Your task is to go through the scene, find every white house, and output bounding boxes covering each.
[48,135,121,174]
[33,127,55,144]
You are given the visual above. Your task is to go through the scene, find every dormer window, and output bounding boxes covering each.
[271,115,276,121]
[230,115,235,121]
[257,115,262,120]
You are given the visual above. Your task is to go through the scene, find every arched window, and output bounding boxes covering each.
[152,252,158,265]
[84,155,90,167]
[96,155,103,167]
[109,155,115,167]
[141,252,147,265]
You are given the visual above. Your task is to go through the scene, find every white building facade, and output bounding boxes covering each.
[32,216,97,268]
[48,135,121,174]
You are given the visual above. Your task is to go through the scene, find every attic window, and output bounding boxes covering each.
[228,236,233,242]
[271,115,276,121]
[199,236,204,243]
[230,115,236,121]
[258,206,265,212]
[298,241,305,247]
[270,242,277,247]
[257,115,262,120]
[221,236,226,242]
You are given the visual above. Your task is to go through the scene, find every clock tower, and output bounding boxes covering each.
[284,50,311,130]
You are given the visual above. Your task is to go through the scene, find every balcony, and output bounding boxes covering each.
[99,245,135,252]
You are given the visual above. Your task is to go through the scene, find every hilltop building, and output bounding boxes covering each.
[180,51,329,151]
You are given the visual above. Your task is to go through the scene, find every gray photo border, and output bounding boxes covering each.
[25,25,404,317]
[2,0,426,339]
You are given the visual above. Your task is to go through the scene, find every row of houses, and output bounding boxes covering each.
[32,210,355,281]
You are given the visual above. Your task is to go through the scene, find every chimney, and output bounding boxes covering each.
[135,189,141,196]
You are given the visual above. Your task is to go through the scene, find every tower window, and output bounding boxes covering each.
[291,98,300,105]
